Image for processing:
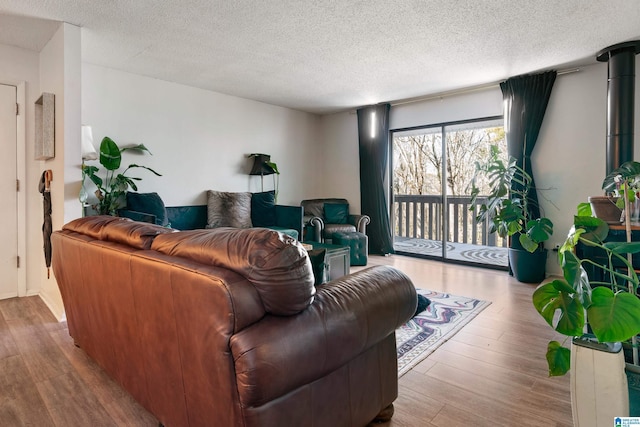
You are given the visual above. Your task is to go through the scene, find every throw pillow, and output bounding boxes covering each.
[307,248,328,286]
[413,294,431,317]
[324,203,348,224]
[125,192,169,227]
[206,191,252,229]
[251,191,276,227]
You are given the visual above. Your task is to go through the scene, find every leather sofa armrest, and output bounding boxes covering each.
[307,216,324,242]
[349,214,371,234]
[230,265,417,407]
[275,205,303,239]
[118,209,159,225]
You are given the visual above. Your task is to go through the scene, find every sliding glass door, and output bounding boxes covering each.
[391,117,508,268]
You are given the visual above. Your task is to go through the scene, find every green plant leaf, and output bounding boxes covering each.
[603,161,640,192]
[603,241,640,255]
[527,217,553,244]
[561,250,580,286]
[546,341,571,376]
[576,202,592,217]
[120,143,152,154]
[532,281,584,336]
[587,287,640,343]
[127,164,162,177]
[519,234,538,253]
[100,137,122,170]
[87,173,103,188]
[574,216,609,244]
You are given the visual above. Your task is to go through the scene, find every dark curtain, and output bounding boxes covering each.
[500,71,556,249]
[358,103,394,255]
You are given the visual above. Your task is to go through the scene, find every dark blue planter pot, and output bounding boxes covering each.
[508,248,547,283]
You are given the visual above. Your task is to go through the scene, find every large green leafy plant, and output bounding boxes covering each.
[83,137,161,215]
[470,145,553,252]
[532,209,640,376]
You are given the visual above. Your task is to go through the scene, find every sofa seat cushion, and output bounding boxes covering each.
[152,227,315,315]
[324,223,356,237]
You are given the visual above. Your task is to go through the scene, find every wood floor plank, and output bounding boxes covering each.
[430,403,505,427]
[0,313,18,360]
[401,370,567,426]
[0,355,56,426]
[47,327,131,405]
[428,347,538,389]
[7,315,73,383]
[36,371,117,426]
[424,362,571,423]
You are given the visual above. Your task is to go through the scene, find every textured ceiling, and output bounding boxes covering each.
[0,1,639,114]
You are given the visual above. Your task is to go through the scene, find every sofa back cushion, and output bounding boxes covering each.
[62,216,175,250]
[301,198,349,218]
[323,203,349,224]
[126,192,169,226]
[206,190,252,229]
[152,227,315,315]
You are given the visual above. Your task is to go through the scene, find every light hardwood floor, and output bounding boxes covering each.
[0,254,572,426]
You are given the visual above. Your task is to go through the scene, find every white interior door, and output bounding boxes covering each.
[0,84,18,299]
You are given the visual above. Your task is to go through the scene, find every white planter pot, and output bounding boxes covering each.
[571,335,629,426]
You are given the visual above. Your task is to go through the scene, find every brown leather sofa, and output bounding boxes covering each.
[51,216,417,427]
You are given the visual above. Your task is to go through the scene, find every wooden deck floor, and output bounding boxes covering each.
[394,236,509,268]
[0,254,571,426]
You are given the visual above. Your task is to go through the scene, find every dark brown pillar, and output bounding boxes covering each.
[596,41,640,175]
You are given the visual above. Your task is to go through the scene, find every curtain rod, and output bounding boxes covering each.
[389,67,581,107]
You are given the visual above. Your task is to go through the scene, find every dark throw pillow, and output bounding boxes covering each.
[307,248,328,286]
[413,294,431,317]
[125,192,169,226]
[324,203,349,224]
[251,191,276,227]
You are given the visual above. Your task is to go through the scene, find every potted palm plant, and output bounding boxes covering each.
[470,145,553,282]
[82,136,161,215]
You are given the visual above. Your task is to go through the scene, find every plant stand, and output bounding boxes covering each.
[571,335,629,426]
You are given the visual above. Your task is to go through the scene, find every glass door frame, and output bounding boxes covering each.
[390,115,504,265]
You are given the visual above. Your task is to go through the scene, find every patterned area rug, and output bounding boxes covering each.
[396,289,491,377]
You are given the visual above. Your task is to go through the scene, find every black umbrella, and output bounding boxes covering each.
[39,170,53,278]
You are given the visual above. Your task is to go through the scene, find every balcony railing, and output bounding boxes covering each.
[393,194,506,247]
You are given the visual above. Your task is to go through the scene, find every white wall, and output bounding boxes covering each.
[36,23,81,318]
[318,111,362,211]
[319,58,640,277]
[81,64,322,207]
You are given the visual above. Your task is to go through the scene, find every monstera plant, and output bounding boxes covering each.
[470,145,553,282]
[82,136,161,215]
[533,204,640,376]
[533,162,640,376]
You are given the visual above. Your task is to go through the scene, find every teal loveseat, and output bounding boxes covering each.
[118,191,304,240]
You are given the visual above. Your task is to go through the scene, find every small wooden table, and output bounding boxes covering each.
[309,242,350,282]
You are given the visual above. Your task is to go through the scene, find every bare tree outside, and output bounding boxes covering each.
[393,126,506,196]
